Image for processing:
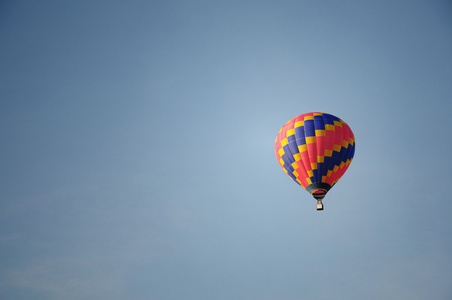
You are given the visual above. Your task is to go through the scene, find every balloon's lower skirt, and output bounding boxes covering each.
[306,182,332,193]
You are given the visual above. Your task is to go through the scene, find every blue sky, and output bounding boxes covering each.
[1,0,452,299]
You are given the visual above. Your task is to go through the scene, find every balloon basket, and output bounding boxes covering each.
[316,201,324,211]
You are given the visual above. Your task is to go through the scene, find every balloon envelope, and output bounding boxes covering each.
[275,112,355,201]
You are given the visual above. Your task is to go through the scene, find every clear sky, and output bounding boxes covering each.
[1,0,452,299]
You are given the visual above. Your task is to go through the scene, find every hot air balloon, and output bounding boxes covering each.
[275,112,355,210]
